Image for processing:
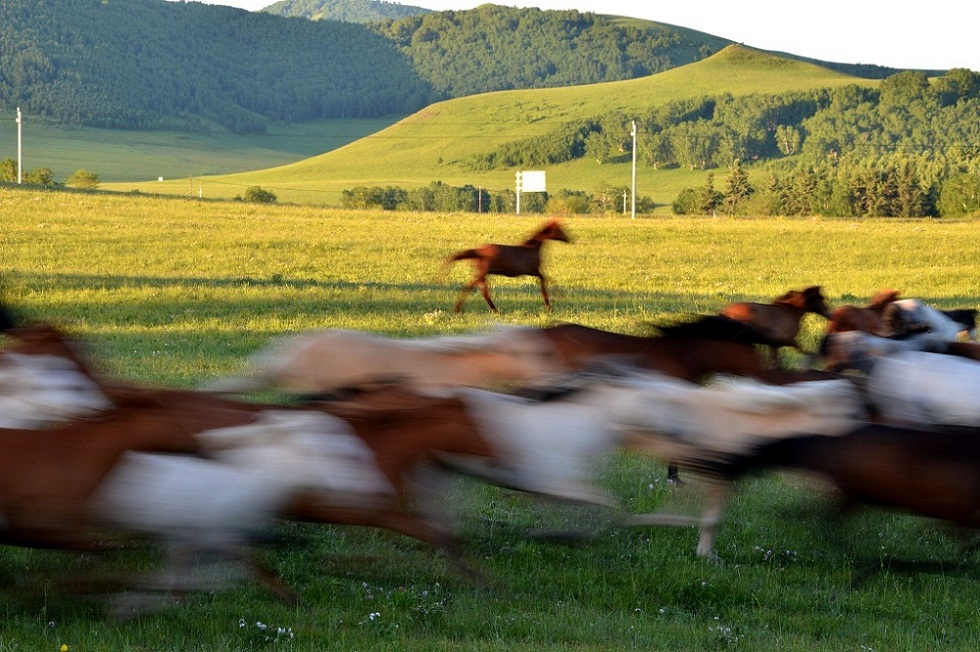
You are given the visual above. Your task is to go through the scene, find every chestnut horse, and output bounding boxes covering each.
[444,219,570,313]
[825,289,901,335]
[720,286,831,364]
[0,318,502,590]
[291,384,502,574]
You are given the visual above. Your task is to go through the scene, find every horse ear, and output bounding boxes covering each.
[804,286,823,296]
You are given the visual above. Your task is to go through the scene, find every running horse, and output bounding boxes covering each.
[689,422,980,559]
[444,219,571,313]
[538,315,776,383]
[720,286,831,364]
[825,289,902,335]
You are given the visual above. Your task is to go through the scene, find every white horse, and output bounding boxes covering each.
[868,350,980,427]
[206,325,563,397]
[819,330,950,373]
[0,352,112,428]
[449,369,865,557]
[91,408,394,613]
[888,299,977,340]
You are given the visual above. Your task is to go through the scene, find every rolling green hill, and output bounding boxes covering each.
[106,46,869,208]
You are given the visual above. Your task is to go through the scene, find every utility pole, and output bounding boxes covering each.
[16,107,23,184]
[630,120,637,219]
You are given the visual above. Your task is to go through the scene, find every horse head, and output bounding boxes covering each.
[535,219,571,244]
[776,286,830,318]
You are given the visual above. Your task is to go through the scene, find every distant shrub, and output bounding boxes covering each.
[239,186,277,204]
[65,169,100,188]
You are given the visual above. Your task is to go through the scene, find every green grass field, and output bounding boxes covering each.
[4,187,980,650]
[0,116,400,184]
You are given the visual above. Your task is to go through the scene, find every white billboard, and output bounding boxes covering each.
[516,170,546,192]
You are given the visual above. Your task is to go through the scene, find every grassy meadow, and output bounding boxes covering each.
[4,186,980,650]
[0,116,400,185]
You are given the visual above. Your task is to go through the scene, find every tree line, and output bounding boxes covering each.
[470,69,980,217]
[339,180,654,215]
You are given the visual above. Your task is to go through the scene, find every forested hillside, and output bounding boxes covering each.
[0,0,730,133]
[370,5,722,97]
[0,0,431,133]
[263,0,428,22]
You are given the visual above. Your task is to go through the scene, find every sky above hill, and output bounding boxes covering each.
[186,1,979,73]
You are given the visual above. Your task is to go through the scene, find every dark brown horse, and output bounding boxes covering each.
[720,286,831,363]
[444,219,570,313]
[703,423,980,534]
[538,315,775,383]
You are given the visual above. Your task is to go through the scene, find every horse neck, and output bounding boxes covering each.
[771,298,809,318]
[520,236,548,249]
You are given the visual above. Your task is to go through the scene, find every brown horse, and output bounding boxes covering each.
[0,320,502,592]
[720,286,830,363]
[825,289,901,335]
[538,315,775,383]
[289,384,503,573]
[444,219,570,313]
[699,423,980,546]
[0,384,309,604]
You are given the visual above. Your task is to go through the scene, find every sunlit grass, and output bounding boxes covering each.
[4,187,980,649]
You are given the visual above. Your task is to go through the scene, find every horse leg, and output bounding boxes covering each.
[695,481,731,559]
[537,275,552,311]
[454,279,480,313]
[478,280,498,312]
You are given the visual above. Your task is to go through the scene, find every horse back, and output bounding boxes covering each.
[720,302,801,346]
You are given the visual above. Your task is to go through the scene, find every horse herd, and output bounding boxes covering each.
[3,277,980,617]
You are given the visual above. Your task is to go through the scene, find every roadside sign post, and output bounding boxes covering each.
[515,170,546,215]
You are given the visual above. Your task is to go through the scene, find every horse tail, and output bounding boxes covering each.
[436,248,480,283]
[447,248,482,262]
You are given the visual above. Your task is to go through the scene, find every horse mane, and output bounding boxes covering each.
[647,314,782,347]
[773,285,824,306]
[868,289,901,308]
[523,219,568,245]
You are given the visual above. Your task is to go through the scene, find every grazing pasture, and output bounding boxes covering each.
[4,187,980,650]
